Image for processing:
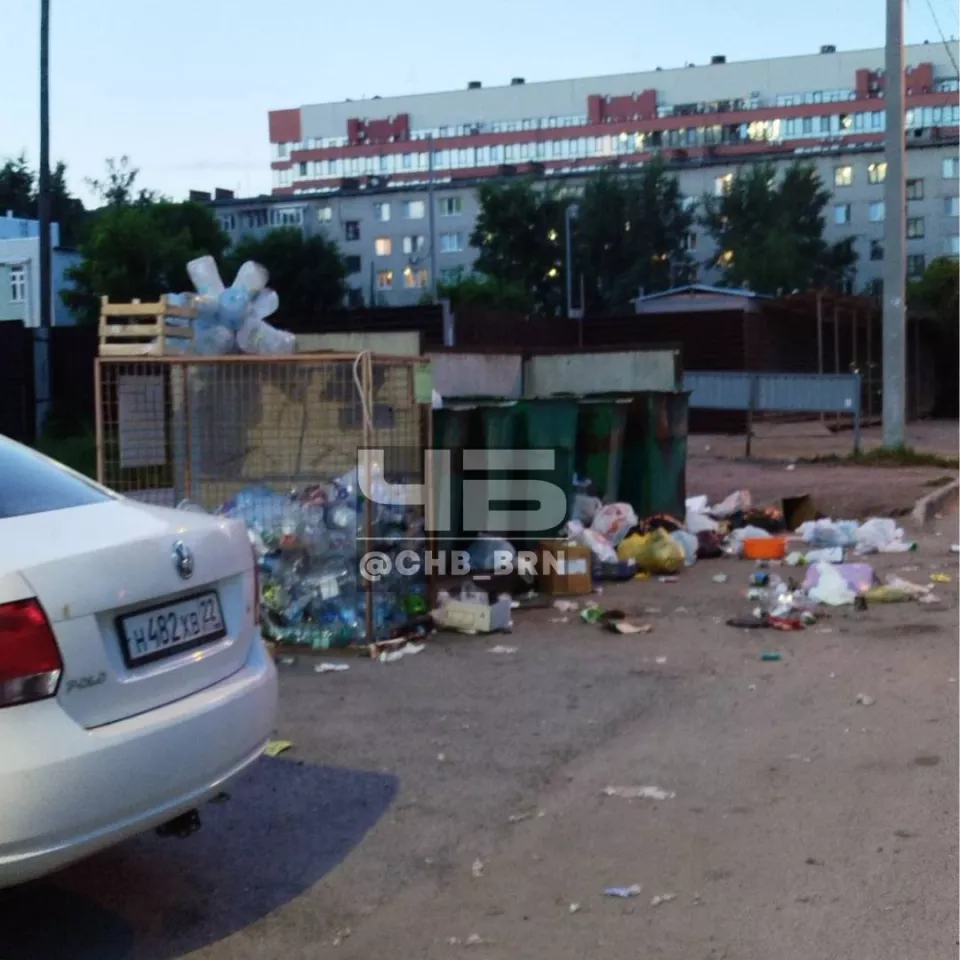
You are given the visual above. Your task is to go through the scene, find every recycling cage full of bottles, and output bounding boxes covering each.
[94,352,435,649]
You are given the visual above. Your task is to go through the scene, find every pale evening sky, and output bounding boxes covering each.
[1,0,956,208]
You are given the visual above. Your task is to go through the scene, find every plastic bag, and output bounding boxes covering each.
[854,518,915,556]
[466,537,516,573]
[685,495,720,534]
[590,503,639,546]
[796,519,859,548]
[710,489,752,518]
[568,520,618,564]
[628,528,685,575]
[803,562,875,605]
[671,530,698,567]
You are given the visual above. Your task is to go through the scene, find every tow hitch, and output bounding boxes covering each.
[156,809,201,839]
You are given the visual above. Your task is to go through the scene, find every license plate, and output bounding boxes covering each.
[118,591,226,667]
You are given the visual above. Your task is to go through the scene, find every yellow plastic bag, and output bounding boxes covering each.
[620,528,685,575]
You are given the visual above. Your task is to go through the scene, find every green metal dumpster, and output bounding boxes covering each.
[575,398,630,501]
[618,391,689,520]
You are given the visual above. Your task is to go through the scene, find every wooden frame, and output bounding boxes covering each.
[99,295,195,356]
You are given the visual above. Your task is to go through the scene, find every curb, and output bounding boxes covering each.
[911,480,960,526]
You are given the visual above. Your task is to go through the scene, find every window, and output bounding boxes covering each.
[943,157,959,179]
[834,166,853,187]
[439,232,464,253]
[345,255,362,275]
[376,270,394,290]
[905,178,924,201]
[0,437,113,519]
[298,162,308,177]
[402,235,425,255]
[834,203,851,225]
[374,237,392,257]
[373,202,391,222]
[907,253,925,277]
[317,206,333,222]
[681,232,697,251]
[714,173,733,196]
[870,240,884,261]
[867,162,886,185]
[219,214,236,231]
[439,196,462,217]
[944,196,960,216]
[945,235,960,256]
[440,267,462,283]
[866,278,883,297]
[344,221,360,242]
[9,266,25,303]
[403,267,428,289]
[906,217,925,238]
[403,200,426,219]
[869,201,885,222]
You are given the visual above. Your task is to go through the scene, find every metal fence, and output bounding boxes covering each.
[683,371,862,455]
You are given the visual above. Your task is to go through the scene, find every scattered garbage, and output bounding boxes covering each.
[931,572,952,584]
[379,642,426,663]
[602,785,676,800]
[488,644,518,654]
[604,884,643,898]
[507,809,545,824]
[671,530,700,567]
[568,903,582,914]
[712,573,729,584]
[606,621,653,635]
[264,740,293,758]
[855,693,875,707]
[650,894,677,907]
[315,662,350,674]
[553,599,580,612]
[471,858,485,879]
[434,590,513,635]
[760,652,782,661]
[617,529,685,575]
[804,563,875,606]
[591,502,639,547]
[447,933,488,947]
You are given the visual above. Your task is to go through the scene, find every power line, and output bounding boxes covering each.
[920,0,960,75]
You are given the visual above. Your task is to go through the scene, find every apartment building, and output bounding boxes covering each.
[210,43,960,304]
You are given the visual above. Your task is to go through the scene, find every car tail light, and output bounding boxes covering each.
[0,599,63,708]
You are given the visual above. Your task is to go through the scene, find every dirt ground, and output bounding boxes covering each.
[3,478,958,960]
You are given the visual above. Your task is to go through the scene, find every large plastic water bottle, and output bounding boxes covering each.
[187,255,225,297]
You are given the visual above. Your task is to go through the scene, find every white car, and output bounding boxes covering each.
[0,436,277,888]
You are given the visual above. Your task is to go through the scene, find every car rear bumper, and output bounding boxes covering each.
[0,638,277,889]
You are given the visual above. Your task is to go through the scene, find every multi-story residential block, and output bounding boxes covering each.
[0,214,81,327]
[209,43,960,304]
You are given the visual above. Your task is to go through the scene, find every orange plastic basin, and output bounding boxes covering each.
[742,536,787,560]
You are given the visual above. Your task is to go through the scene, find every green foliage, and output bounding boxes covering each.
[0,154,87,247]
[908,256,959,334]
[700,161,858,295]
[225,228,347,327]
[436,267,532,312]
[86,155,157,208]
[576,160,695,313]
[470,178,565,314]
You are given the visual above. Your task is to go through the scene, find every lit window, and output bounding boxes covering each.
[944,196,960,216]
[719,249,734,266]
[834,203,851,225]
[714,173,733,196]
[869,201,885,222]
[867,162,886,185]
[374,202,391,222]
[317,206,333,222]
[10,266,25,303]
[376,270,394,290]
[870,240,883,261]
[943,157,959,179]
[344,221,360,242]
[403,267,428,289]
[374,237,392,257]
[404,200,426,219]
[906,178,924,201]
[906,254,925,277]
[439,196,462,217]
[906,217,925,239]
[402,235,425,255]
[439,232,464,253]
[834,166,853,187]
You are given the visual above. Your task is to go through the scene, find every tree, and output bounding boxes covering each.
[86,155,156,208]
[225,228,347,327]
[0,154,88,246]
[435,267,532,312]
[576,160,695,314]
[700,161,858,295]
[48,161,88,247]
[62,200,228,324]
[0,155,34,218]
[470,178,566,314]
[908,256,959,332]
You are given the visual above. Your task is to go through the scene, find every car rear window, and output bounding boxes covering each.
[0,439,113,519]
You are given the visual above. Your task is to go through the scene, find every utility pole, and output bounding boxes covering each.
[38,0,52,330]
[564,203,579,317]
[882,0,906,448]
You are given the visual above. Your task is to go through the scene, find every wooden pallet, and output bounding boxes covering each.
[99,295,195,356]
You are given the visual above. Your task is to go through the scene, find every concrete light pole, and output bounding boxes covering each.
[882,0,907,448]
[39,0,52,330]
[564,203,579,318]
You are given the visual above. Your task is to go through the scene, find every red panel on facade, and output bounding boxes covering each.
[856,62,935,98]
[348,114,410,146]
[269,108,302,144]
[588,90,658,123]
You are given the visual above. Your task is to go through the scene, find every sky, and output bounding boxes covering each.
[2,0,957,208]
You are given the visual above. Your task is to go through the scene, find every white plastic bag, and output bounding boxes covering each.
[796,519,859,548]
[671,530,699,567]
[590,503,638,547]
[710,489,752,518]
[854,517,914,555]
[567,520,618,564]
[684,495,719,534]
[805,563,856,606]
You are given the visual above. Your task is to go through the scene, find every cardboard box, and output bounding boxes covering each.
[435,596,513,634]
[536,539,593,596]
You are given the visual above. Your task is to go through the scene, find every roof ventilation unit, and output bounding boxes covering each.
[468,80,482,89]
[711,55,726,64]
[820,44,837,53]
[510,77,525,85]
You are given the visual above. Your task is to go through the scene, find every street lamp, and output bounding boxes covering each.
[39,0,51,330]
[564,202,579,318]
